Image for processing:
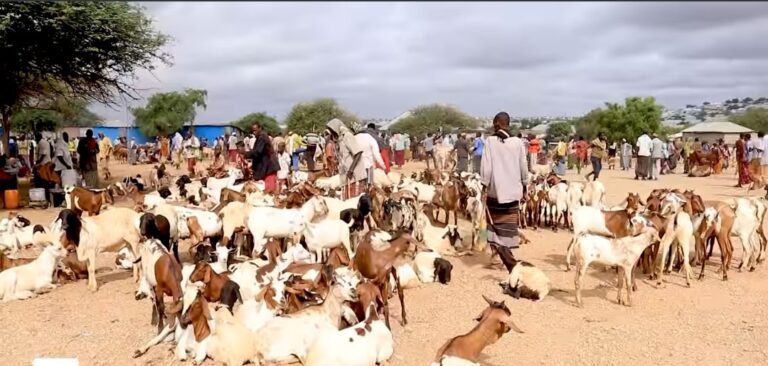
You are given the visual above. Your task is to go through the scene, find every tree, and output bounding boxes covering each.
[11,98,103,133]
[574,96,663,143]
[731,108,768,132]
[131,89,207,137]
[232,112,281,136]
[284,98,358,135]
[0,2,170,153]
[388,104,478,137]
[546,122,573,142]
[742,97,754,104]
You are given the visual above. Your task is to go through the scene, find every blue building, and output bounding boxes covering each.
[82,120,235,145]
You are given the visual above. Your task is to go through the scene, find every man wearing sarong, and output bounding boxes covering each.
[635,131,652,180]
[481,111,528,261]
[736,134,752,187]
[326,118,364,199]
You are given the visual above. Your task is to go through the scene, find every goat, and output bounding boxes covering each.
[64,186,114,217]
[189,261,243,313]
[247,195,329,257]
[572,223,660,307]
[414,212,463,255]
[0,242,66,301]
[495,248,552,301]
[301,219,355,263]
[135,238,183,334]
[305,303,394,366]
[138,212,179,264]
[431,296,524,366]
[353,231,420,328]
[206,306,260,366]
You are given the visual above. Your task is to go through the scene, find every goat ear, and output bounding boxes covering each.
[203,266,211,283]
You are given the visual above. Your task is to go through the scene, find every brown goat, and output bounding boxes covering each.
[432,296,523,364]
[67,186,114,217]
[431,179,461,226]
[345,281,385,326]
[699,201,735,281]
[189,261,230,304]
[352,231,419,328]
[151,251,183,334]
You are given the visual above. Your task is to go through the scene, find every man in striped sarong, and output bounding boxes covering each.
[481,111,529,262]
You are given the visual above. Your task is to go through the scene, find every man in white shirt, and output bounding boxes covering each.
[35,132,52,166]
[635,131,652,180]
[227,132,238,162]
[355,131,385,186]
[760,132,768,175]
[53,132,73,175]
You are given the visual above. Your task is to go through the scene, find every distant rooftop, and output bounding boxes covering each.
[682,121,753,134]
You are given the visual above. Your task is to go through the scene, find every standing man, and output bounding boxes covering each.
[635,131,652,180]
[481,111,528,258]
[227,132,238,163]
[471,132,484,173]
[422,133,437,170]
[555,138,567,176]
[585,133,606,181]
[326,118,363,199]
[650,133,664,180]
[17,135,30,169]
[574,136,588,174]
[736,133,752,187]
[749,132,764,179]
[392,133,406,168]
[527,135,540,171]
[53,132,73,182]
[355,129,385,187]
[128,138,137,165]
[183,130,201,176]
[244,122,280,193]
[304,130,320,172]
[98,132,113,179]
[77,129,99,188]
[620,138,632,170]
[454,133,470,173]
[160,135,170,162]
[172,131,183,167]
[363,123,389,173]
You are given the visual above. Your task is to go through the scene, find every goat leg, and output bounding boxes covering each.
[381,280,391,329]
[390,267,407,326]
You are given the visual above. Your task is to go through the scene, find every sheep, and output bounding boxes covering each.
[0,241,66,302]
[301,219,355,263]
[431,296,524,366]
[252,267,361,365]
[247,195,329,256]
[572,222,660,307]
[304,303,394,366]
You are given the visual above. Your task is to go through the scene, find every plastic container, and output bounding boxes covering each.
[4,189,19,209]
[29,188,46,202]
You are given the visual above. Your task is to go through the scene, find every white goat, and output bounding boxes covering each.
[202,167,243,206]
[301,219,355,262]
[0,242,66,302]
[546,182,569,230]
[304,305,394,366]
[499,259,552,302]
[175,206,223,240]
[572,223,660,307]
[564,205,615,271]
[581,180,606,208]
[247,196,329,256]
[206,306,260,366]
[413,213,460,255]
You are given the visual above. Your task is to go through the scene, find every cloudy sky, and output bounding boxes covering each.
[93,2,768,123]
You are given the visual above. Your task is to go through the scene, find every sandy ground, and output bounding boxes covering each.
[2,159,768,366]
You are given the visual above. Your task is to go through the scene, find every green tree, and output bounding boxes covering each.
[545,121,573,142]
[0,2,170,153]
[11,98,103,133]
[574,96,663,143]
[731,108,768,132]
[232,112,282,136]
[284,98,358,135]
[388,104,478,137]
[131,89,208,137]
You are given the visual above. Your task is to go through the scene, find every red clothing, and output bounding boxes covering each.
[394,150,405,167]
[528,139,541,154]
[575,140,589,160]
[380,148,391,173]
[263,172,278,193]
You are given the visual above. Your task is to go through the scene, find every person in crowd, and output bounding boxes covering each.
[736,133,752,187]
[380,131,391,173]
[362,123,388,173]
[243,133,252,152]
[422,133,437,170]
[481,111,527,258]
[471,132,484,173]
[159,135,170,162]
[244,122,279,193]
[392,133,405,168]
[693,137,702,153]
[276,141,291,191]
[304,131,320,172]
[128,138,137,165]
[620,138,632,171]
[527,135,540,172]
[717,138,730,171]
[761,131,768,176]
[271,132,285,156]
[665,137,677,174]
[682,138,693,174]
[53,132,73,182]
[208,149,227,178]
[650,133,664,180]
[453,133,470,173]
[172,131,183,166]
[635,131,652,180]
[326,118,363,199]
[183,130,201,176]
[586,133,606,181]
[35,132,52,167]
[0,155,21,207]
[77,129,99,188]
[324,131,337,174]
[17,134,31,169]
[555,138,567,176]
[749,132,764,180]
[227,132,238,163]
[355,128,385,187]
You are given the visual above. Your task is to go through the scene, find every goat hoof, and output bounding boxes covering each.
[631,284,637,292]
[135,293,147,301]
[722,274,728,281]
[132,350,143,359]
[749,267,756,272]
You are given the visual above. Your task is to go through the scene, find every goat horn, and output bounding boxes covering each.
[507,319,525,334]
[482,294,494,306]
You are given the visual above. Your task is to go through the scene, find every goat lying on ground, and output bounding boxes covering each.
[189,261,243,313]
[431,296,524,366]
[0,242,67,302]
[495,248,553,302]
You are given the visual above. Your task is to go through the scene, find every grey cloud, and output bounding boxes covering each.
[92,2,768,122]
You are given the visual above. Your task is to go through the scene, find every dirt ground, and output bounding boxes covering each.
[2,159,768,366]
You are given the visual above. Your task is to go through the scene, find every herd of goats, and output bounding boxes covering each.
[0,161,766,366]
